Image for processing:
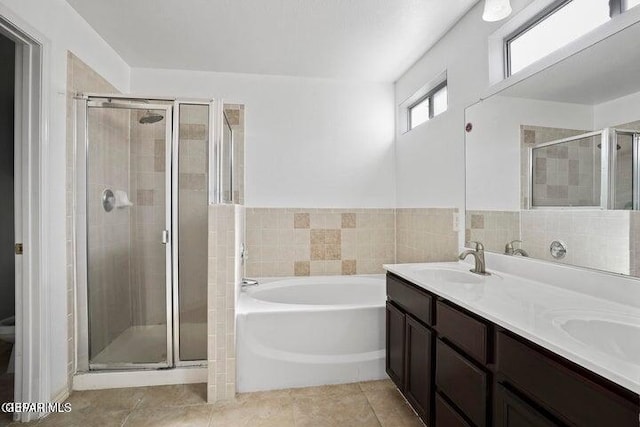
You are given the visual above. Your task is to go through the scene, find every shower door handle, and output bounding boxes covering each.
[161,230,170,245]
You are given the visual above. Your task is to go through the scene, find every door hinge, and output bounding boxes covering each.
[15,243,23,255]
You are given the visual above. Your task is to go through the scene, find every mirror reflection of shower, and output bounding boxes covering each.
[139,109,164,124]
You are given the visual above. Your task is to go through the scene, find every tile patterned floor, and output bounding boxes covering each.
[6,380,424,427]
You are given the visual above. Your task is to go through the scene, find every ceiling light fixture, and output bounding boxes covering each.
[482,0,512,22]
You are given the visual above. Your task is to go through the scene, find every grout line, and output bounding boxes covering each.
[120,410,133,427]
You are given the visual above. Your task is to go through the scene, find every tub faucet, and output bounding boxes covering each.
[241,278,259,291]
[459,241,490,276]
[505,240,529,257]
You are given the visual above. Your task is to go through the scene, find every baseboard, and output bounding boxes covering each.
[51,386,70,404]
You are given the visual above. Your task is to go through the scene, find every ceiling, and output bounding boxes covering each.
[502,20,640,105]
[66,0,478,82]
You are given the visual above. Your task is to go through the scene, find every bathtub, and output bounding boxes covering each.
[237,275,387,392]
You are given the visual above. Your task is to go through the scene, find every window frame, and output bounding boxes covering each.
[504,0,627,77]
[407,80,447,131]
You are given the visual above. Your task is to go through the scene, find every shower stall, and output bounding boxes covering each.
[528,127,640,210]
[74,95,225,371]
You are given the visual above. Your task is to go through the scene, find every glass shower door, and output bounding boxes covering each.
[86,100,173,369]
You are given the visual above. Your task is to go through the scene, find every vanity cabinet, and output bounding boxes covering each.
[386,274,435,424]
[386,273,640,427]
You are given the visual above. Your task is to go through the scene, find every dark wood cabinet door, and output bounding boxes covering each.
[494,383,559,427]
[436,393,472,427]
[386,301,405,389]
[436,339,487,427]
[405,315,433,422]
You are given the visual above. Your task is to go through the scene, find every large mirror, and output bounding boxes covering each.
[465,20,640,277]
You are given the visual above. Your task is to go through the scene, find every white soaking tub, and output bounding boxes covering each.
[236,275,387,392]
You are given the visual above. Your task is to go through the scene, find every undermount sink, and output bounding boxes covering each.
[413,268,485,285]
[554,315,640,364]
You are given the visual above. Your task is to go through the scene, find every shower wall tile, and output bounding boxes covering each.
[520,125,591,208]
[520,209,630,274]
[466,210,520,254]
[66,52,128,390]
[395,208,459,263]
[208,204,243,403]
[245,208,396,277]
[130,113,168,327]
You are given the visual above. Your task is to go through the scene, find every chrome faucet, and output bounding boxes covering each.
[240,278,259,290]
[459,241,490,276]
[505,240,529,257]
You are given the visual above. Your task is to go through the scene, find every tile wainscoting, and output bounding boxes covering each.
[466,210,521,254]
[467,209,637,277]
[520,209,631,275]
[395,208,459,264]
[245,207,459,277]
[245,208,396,276]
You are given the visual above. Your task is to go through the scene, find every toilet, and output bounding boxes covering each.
[0,316,15,374]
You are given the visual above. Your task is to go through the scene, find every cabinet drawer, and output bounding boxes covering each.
[436,393,472,427]
[494,383,559,427]
[436,301,488,365]
[387,274,433,325]
[436,339,487,427]
[496,331,638,427]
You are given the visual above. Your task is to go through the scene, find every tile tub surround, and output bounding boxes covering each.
[395,208,459,263]
[207,205,244,403]
[22,380,421,427]
[245,207,459,277]
[465,210,520,254]
[245,208,396,277]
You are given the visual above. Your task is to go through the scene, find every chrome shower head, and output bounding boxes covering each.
[139,110,164,124]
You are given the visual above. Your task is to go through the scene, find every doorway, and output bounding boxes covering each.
[0,30,15,426]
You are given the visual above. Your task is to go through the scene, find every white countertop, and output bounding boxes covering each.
[384,262,640,395]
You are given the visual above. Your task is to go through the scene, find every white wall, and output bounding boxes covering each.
[466,96,593,210]
[594,89,640,129]
[131,68,396,208]
[0,0,130,398]
[394,0,534,209]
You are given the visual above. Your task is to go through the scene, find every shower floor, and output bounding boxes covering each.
[91,322,206,366]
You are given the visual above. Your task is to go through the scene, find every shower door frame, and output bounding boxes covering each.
[75,94,217,372]
[171,99,216,367]
[609,128,640,211]
[77,98,175,371]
